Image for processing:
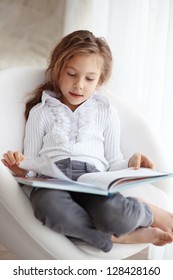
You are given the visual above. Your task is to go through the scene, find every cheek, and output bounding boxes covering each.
[90,81,99,91]
[59,77,70,90]
[86,85,98,97]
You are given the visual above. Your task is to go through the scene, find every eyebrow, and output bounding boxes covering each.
[66,66,98,75]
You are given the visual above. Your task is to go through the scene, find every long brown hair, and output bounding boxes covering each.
[25,30,113,120]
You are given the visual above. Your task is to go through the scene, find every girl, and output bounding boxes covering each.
[2,30,173,252]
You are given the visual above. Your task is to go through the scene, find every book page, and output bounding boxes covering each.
[19,156,71,181]
[78,167,170,189]
[19,156,172,193]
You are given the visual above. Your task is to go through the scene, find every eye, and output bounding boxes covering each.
[67,71,76,77]
[86,77,94,81]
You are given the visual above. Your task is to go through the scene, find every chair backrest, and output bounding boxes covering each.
[0,67,45,157]
[0,67,170,172]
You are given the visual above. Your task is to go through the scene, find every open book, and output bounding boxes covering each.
[15,156,173,196]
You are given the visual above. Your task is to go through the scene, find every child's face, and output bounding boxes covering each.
[59,53,103,111]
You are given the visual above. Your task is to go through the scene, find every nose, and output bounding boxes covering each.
[73,78,84,90]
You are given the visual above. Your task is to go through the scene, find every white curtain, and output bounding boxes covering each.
[63,0,173,167]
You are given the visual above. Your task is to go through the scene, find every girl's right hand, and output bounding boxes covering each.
[1,151,27,177]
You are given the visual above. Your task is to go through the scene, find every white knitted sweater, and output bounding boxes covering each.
[24,90,128,171]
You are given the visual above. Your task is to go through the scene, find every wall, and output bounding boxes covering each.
[0,0,65,69]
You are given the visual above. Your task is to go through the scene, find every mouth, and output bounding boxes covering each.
[69,92,83,98]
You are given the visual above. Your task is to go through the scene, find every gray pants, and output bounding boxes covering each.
[30,159,153,252]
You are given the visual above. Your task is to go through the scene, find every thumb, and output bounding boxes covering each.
[133,154,141,169]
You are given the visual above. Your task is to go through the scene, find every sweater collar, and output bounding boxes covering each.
[33,89,110,112]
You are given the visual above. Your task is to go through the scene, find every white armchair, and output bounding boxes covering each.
[0,67,172,260]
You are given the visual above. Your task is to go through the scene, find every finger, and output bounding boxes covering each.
[147,159,155,169]
[1,158,18,174]
[3,151,24,165]
[13,151,24,165]
[1,159,10,168]
[3,151,16,165]
[133,153,141,169]
[141,155,155,169]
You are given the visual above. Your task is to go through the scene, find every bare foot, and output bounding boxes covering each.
[112,227,173,246]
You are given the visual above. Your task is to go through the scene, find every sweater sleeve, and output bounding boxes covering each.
[23,107,45,159]
[104,105,128,171]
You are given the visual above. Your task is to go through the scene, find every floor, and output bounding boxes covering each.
[0,243,20,260]
[0,243,148,260]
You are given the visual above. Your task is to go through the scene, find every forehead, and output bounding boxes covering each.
[66,53,103,72]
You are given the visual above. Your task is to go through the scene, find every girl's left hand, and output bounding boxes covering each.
[128,153,154,169]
